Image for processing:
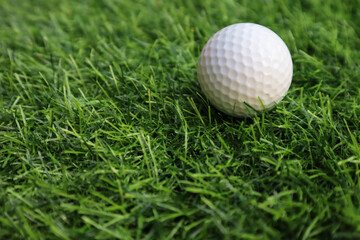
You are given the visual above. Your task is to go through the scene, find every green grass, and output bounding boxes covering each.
[1,0,360,239]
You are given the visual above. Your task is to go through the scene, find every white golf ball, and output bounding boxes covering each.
[198,23,293,117]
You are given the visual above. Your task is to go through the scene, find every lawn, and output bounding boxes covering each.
[1,0,360,239]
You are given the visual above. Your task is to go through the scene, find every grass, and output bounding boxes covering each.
[1,0,360,239]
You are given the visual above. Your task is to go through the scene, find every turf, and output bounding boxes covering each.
[1,0,360,239]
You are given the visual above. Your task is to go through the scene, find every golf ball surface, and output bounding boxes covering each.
[198,23,293,117]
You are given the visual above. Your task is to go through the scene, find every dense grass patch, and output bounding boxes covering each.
[1,0,360,239]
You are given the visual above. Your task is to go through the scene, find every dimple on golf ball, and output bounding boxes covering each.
[198,23,293,117]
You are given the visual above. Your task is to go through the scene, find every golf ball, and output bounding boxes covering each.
[198,23,293,117]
